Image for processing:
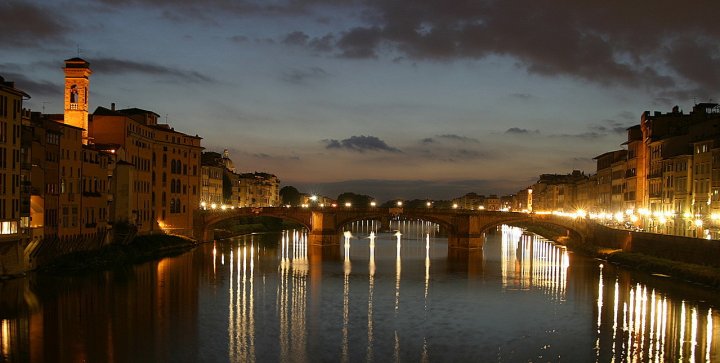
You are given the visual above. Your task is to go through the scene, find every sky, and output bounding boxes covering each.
[2,0,720,201]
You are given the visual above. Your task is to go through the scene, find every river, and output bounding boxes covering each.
[0,223,719,362]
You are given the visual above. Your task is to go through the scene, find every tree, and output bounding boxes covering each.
[280,186,302,206]
[222,172,233,202]
[337,192,374,207]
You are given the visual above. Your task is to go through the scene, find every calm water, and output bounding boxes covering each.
[1,223,719,362]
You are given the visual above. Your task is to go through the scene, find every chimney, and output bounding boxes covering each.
[111,102,115,111]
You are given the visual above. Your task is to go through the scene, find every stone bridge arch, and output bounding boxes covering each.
[194,207,312,242]
[194,208,588,249]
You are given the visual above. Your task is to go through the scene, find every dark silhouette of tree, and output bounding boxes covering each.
[337,192,374,207]
[280,186,302,206]
[222,172,233,202]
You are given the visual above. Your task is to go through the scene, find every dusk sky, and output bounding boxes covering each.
[3,0,720,201]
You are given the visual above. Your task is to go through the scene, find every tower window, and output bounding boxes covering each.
[70,85,78,103]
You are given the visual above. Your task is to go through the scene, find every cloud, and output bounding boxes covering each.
[505,127,540,135]
[436,134,479,143]
[508,92,534,100]
[282,31,309,46]
[412,135,494,162]
[0,71,61,98]
[280,66,329,85]
[90,58,215,83]
[271,0,720,95]
[0,2,71,48]
[229,35,249,43]
[337,27,384,58]
[323,135,401,153]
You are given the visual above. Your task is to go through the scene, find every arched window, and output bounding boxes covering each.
[171,160,176,174]
[170,199,175,213]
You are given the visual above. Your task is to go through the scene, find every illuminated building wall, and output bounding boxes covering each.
[237,172,280,207]
[62,58,91,143]
[92,106,202,235]
[200,165,224,207]
[149,123,201,235]
[0,76,27,274]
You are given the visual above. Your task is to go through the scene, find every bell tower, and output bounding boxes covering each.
[63,57,92,144]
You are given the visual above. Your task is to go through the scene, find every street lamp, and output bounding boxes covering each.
[370,201,377,207]
[397,201,403,207]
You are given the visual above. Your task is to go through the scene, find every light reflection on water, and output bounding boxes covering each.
[0,223,719,362]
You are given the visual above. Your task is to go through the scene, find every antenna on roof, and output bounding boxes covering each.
[77,44,81,57]
[41,101,50,113]
[165,114,168,123]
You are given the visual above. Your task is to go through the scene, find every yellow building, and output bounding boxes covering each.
[63,57,91,144]
[237,172,280,207]
[200,152,225,209]
[149,122,202,235]
[0,76,28,275]
[92,106,203,235]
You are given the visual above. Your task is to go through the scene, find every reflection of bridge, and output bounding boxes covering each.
[194,207,585,249]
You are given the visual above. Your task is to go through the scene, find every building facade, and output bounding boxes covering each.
[0,76,28,275]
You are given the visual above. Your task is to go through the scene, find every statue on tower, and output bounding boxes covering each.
[70,84,78,103]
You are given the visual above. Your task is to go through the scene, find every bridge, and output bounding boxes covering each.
[193,207,586,249]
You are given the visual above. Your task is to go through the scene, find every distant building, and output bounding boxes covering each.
[484,195,501,211]
[452,192,485,210]
[237,172,280,207]
[593,150,627,213]
[530,170,588,212]
[200,152,225,208]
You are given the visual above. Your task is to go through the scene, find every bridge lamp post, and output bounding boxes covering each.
[426,201,432,208]
[370,201,377,208]
[345,202,352,208]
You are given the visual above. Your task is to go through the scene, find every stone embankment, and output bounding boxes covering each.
[515,222,720,289]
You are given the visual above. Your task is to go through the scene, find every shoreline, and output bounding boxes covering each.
[36,233,198,274]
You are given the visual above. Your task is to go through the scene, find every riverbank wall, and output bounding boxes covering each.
[581,223,720,268]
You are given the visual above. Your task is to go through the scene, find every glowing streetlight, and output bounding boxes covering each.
[344,202,352,208]
[694,219,704,228]
[211,203,217,210]
[310,195,318,202]
[452,203,458,209]
[200,201,207,209]
[370,201,377,207]
[426,201,432,208]
[397,201,403,207]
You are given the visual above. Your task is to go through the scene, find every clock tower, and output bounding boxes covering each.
[63,57,92,144]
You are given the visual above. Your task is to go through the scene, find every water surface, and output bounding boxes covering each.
[1,223,719,362]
